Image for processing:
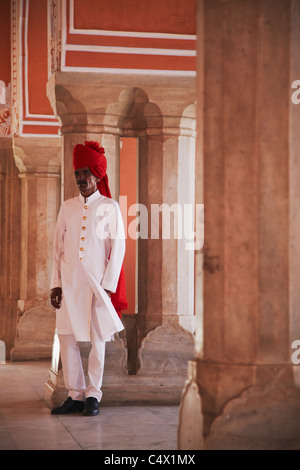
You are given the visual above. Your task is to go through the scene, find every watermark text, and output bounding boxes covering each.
[96,196,204,251]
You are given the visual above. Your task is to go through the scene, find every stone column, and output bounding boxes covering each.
[178,0,300,450]
[136,124,196,396]
[10,136,61,360]
[0,137,21,357]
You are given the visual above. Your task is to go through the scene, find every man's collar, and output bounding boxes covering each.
[79,190,101,204]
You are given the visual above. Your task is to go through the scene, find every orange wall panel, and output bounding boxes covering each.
[0,0,11,86]
[66,51,196,71]
[73,0,196,35]
[22,124,59,135]
[27,0,53,116]
[65,0,196,74]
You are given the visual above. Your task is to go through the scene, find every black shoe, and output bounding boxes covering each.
[83,397,99,416]
[51,397,84,415]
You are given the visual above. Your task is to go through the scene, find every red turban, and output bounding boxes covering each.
[73,140,128,317]
[73,140,111,198]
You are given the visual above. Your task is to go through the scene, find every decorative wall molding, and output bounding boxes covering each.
[0,108,11,137]
[0,81,11,137]
[18,0,60,137]
[48,0,62,77]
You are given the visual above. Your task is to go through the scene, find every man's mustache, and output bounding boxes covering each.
[76,180,87,186]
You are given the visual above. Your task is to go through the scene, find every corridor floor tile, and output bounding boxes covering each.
[0,361,179,450]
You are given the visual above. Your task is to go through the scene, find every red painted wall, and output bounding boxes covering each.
[73,0,196,35]
[0,0,11,87]
[66,0,196,73]
[27,0,53,115]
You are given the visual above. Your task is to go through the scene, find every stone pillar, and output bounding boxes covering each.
[10,136,61,360]
[178,104,197,333]
[0,137,21,357]
[178,0,300,450]
[137,111,197,366]
[289,0,300,388]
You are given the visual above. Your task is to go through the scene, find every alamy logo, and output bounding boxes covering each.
[0,340,5,364]
[96,197,204,252]
[291,340,300,365]
[291,80,300,104]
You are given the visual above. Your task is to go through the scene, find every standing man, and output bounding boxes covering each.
[50,141,127,416]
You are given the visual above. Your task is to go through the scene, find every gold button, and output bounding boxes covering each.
[80,257,83,261]
[80,247,84,251]
[83,216,87,220]
[81,237,85,241]
[84,205,88,209]
[82,226,86,230]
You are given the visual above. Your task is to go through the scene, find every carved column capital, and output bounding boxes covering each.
[12,136,61,177]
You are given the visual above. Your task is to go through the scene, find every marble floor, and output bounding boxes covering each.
[0,361,179,450]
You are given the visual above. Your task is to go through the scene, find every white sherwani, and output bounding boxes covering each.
[50,190,125,342]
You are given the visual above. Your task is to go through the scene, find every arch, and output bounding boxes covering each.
[104,87,163,136]
[180,102,196,136]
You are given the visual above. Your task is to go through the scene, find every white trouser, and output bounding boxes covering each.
[58,297,106,402]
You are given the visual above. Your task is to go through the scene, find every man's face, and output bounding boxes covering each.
[75,167,100,198]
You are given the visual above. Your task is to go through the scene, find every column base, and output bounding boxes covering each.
[10,300,55,361]
[178,358,300,450]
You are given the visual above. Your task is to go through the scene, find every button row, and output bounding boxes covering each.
[80,206,88,260]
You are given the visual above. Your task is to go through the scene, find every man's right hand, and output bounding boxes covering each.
[50,287,62,309]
